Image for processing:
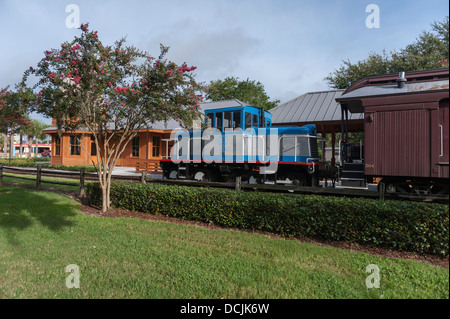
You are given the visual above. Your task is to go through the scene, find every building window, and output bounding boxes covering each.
[132,136,139,157]
[152,136,160,157]
[90,136,97,156]
[69,135,81,155]
[54,136,61,156]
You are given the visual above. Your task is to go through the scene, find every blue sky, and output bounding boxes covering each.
[0,0,448,124]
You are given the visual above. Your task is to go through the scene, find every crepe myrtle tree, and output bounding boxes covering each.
[0,86,33,160]
[25,23,203,212]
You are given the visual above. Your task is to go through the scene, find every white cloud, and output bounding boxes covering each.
[139,19,262,82]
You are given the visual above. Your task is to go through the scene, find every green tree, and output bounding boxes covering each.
[0,86,32,160]
[25,23,202,212]
[205,76,279,110]
[325,16,449,89]
[23,119,48,158]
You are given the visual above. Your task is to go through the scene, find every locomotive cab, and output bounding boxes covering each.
[204,105,272,131]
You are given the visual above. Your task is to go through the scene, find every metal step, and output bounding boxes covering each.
[341,171,365,179]
[341,177,366,188]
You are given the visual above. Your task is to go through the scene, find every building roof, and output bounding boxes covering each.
[337,79,449,101]
[270,90,363,125]
[199,99,248,110]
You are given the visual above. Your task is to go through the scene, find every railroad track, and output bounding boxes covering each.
[1,165,448,203]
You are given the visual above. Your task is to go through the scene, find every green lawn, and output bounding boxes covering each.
[0,186,448,298]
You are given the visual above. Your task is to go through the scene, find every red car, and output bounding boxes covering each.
[40,150,51,157]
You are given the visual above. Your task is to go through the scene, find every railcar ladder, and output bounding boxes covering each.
[340,163,366,188]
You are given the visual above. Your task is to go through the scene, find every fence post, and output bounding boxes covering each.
[0,163,3,185]
[235,176,242,191]
[141,171,146,184]
[378,182,385,201]
[36,165,42,189]
[79,168,85,196]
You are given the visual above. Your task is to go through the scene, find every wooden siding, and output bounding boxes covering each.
[50,131,172,170]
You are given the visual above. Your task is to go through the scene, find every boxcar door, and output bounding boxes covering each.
[438,99,449,178]
[366,107,431,178]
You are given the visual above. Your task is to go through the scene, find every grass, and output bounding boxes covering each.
[0,185,448,299]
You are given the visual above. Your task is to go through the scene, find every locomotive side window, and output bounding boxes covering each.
[206,113,213,128]
[252,114,259,128]
[215,112,223,131]
[224,112,232,130]
[245,112,252,130]
[281,137,295,157]
[232,111,241,130]
[280,136,311,159]
[297,137,310,156]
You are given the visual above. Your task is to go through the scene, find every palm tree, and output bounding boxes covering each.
[25,120,48,158]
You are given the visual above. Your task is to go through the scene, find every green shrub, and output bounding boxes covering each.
[85,182,449,256]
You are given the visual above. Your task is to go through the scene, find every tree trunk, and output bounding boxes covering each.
[33,137,36,157]
[19,134,23,158]
[2,133,6,157]
[106,174,112,210]
[28,136,33,158]
[101,184,108,213]
[9,133,13,162]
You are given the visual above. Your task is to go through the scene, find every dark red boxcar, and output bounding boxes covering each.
[337,68,449,194]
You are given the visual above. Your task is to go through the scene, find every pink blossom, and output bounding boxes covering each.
[80,23,89,32]
[74,76,81,84]
[71,61,77,66]
[48,73,56,79]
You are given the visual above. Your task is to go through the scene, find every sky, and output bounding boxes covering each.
[0,0,448,125]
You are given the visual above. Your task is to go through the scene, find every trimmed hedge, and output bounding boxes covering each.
[0,158,97,172]
[86,182,449,257]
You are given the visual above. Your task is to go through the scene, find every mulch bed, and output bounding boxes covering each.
[3,182,449,268]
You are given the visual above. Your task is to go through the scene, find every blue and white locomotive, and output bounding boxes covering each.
[160,103,324,186]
